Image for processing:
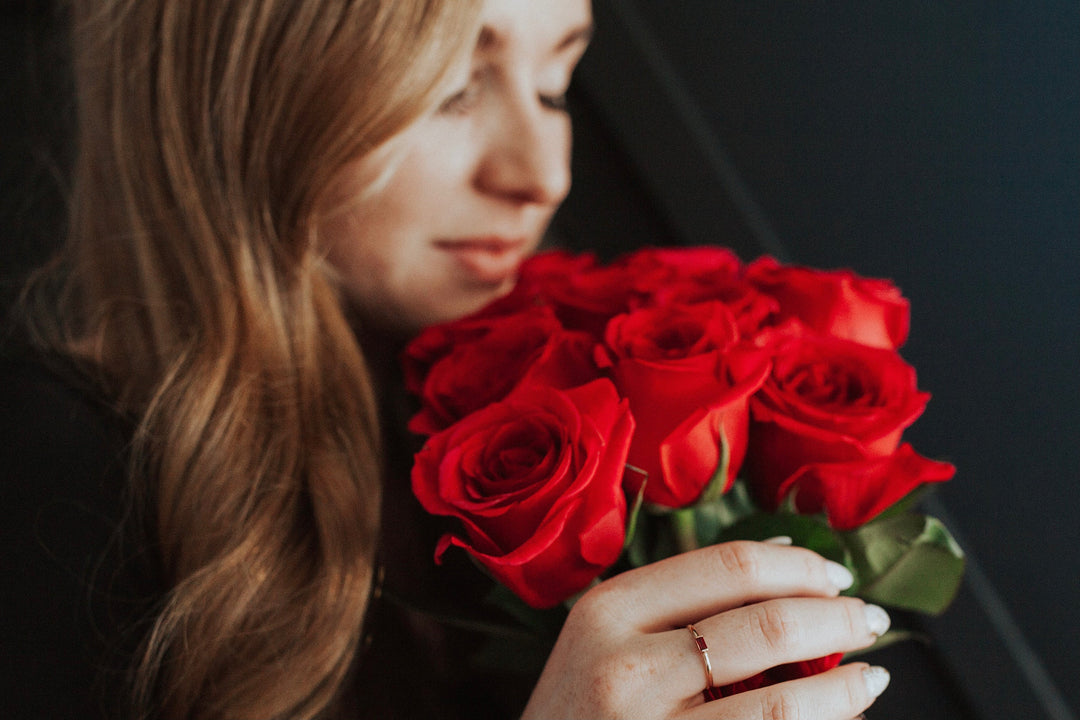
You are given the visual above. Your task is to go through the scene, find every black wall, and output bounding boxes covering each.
[559,1,1078,716]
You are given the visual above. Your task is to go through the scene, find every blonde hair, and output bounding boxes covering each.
[24,0,482,717]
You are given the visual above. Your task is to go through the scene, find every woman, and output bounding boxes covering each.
[1,0,890,718]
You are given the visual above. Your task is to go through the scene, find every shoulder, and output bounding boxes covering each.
[0,342,158,718]
[0,343,133,554]
[0,343,129,481]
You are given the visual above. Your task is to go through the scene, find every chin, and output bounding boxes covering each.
[352,279,516,338]
[419,299,489,327]
[418,285,511,327]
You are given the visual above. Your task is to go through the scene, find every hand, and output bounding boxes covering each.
[520,540,890,720]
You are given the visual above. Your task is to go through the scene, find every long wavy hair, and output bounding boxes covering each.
[22,0,482,717]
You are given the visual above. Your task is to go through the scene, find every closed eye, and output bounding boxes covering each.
[540,93,569,112]
[438,86,479,115]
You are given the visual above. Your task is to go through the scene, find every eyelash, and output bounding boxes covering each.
[540,93,569,112]
[438,86,480,116]
[437,84,570,116]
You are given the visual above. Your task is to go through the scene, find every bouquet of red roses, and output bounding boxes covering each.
[404,246,963,693]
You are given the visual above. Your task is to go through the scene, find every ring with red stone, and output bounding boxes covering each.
[687,624,719,701]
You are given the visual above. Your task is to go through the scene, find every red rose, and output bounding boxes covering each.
[747,256,910,350]
[716,653,843,699]
[403,314,497,396]
[776,444,956,530]
[613,246,779,339]
[514,251,640,336]
[627,245,744,279]
[405,305,600,435]
[517,248,601,288]
[619,246,741,303]
[514,247,756,338]
[747,332,947,527]
[411,379,635,608]
[599,302,770,508]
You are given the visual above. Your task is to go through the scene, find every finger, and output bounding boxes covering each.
[681,662,890,720]
[590,541,854,631]
[660,597,889,700]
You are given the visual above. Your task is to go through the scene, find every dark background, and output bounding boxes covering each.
[554,1,1079,718]
[3,1,1078,717]
[0,2,71,303]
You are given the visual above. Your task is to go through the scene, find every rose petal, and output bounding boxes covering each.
[777,443,956,530]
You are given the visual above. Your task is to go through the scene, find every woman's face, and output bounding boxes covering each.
[321,0,592,333]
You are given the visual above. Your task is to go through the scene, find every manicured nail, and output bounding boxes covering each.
[863,666,890,698]
[864,604,891,637]
[825,560,854,590]
[763,535,793,545]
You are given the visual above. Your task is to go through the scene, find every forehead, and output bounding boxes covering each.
[474,0,592,58]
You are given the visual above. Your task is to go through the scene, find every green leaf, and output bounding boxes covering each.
[696,425,732,505]
[624,514,651,568]
[719,478,761,519]
[623,501,680,567]
[867,485,930,523]
[622,468,649,552]
[713,511,847,565]
[842,513,965,615]
[670,507,700,554]
[642,501,677,516]
[690,478,760,546]
[778,484,801,514]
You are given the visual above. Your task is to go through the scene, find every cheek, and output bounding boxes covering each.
[319,137,442,277]
[320,207,493,331]
[321,164,438,287]
[322,208,396,287]
[320,206,420,325]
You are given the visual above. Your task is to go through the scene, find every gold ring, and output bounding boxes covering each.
[687,624,717,697]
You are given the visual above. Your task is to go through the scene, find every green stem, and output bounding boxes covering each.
[671,508,699,554]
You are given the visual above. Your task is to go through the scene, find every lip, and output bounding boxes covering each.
[434,236,531,284]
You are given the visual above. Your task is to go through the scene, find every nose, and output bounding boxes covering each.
[474,100,571,208]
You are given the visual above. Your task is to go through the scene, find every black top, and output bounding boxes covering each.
[0,345,161,718]
[0,338,537,719]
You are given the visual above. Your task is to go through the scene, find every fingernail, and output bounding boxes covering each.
[763,535,793,545]
[825,560,854,590]
[864,604,891,637]
[863,666,890,698]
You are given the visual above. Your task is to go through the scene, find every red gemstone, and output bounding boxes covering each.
[694,636,708,652]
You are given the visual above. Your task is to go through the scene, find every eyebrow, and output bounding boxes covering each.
[477,21,594,55]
